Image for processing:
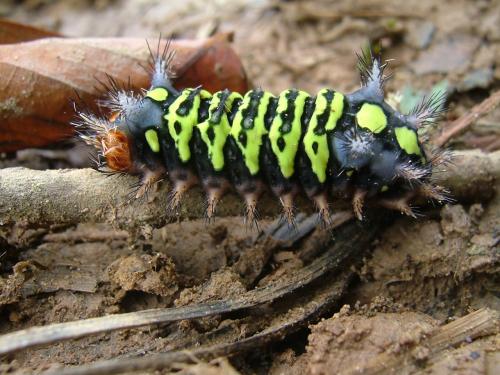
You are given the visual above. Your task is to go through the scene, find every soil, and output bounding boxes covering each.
[0,0,499,374]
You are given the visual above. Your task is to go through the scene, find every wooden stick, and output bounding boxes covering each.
[49,273,351,375]
[434,90,500,147]
[346,308,500,375]
[0,150,498,229]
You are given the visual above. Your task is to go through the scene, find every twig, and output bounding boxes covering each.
[49,271,351,375]
[0,151,498,229]
[434,90,500,147]
[0,215,379,357]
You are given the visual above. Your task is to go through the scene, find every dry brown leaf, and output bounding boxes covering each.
[0,33,249,152]
[0,19,61,44]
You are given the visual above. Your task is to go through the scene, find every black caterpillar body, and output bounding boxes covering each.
[75,42,449,226]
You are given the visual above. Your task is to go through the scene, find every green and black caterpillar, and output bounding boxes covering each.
[74,41,450,226]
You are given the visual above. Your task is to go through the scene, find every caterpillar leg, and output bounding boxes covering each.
[232,179,265,230]
[134,168,165,199]
[243,192,261,230]
[167,172,198,217]
[312,192,332,227]
[279,192,297,228]
[205,189,221,222]
[352,189,367,220]
[378,192,418,218]
[204,180,230,222]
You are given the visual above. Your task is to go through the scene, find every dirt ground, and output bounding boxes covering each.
[0,0,499,374]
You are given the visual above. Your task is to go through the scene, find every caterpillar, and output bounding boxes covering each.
[74,40,450,227]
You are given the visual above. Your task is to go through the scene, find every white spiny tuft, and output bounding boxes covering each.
[406,89,447,129]
[97,74,142,119]
[345,130,374,158]
[100,89,142,118]
[395,160,431,181]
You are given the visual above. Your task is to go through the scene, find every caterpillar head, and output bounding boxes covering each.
[73,110,134,173]
[99,78,166,167]
[75,37,177,175]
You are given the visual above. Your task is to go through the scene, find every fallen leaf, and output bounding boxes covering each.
[0,19,60,44]
[0,33,249,152]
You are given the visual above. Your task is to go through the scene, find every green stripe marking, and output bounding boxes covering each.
[230,90,273,175]
[269,89,310,178]
[197,90,242,171]
[303,89,345,183]
[165,88,202,162]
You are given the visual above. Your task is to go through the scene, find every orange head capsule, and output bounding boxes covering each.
[100,129,133,172]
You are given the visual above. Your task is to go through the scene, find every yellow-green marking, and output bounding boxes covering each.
[197,90,243,171]
[356,103,387,133]
[165,88,205,162]
[146,87,169,102]
[395,126,422,156]
[145,129,160,153]
[269,89,310,178]
[303,89,345,183]
[230,90,273,175]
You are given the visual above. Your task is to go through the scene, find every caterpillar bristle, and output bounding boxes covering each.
[428,148,454,168]
[72,109,112,147]
[418,184,453,204]
[73,39,452,228]
[395,160,430,181]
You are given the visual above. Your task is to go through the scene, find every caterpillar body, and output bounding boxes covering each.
[74,42,449,226]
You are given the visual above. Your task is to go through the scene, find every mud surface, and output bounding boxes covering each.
[1,0,499,374]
